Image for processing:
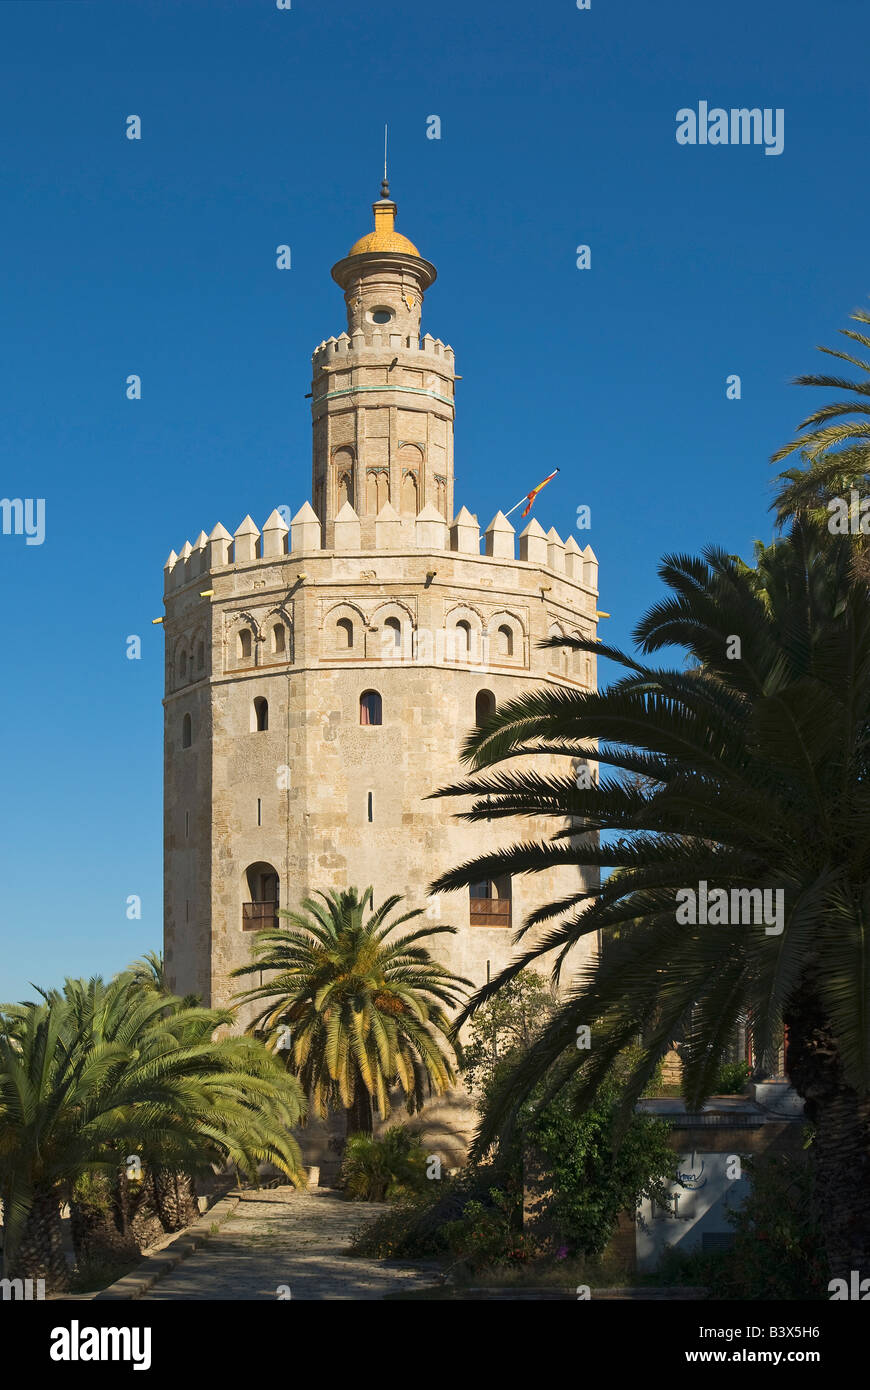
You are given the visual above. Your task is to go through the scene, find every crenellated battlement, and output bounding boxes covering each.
[311,332,455,368]
[163,502,598,597]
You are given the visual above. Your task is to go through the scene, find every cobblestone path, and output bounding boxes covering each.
[140,1188,441,1301]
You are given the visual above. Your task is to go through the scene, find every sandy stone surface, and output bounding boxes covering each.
[140,1187,440,1301]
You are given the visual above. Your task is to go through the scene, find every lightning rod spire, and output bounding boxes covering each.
[381,124,390,199]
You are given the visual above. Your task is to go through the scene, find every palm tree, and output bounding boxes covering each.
[102,952,204,1242]
[129,948,200,1009]
[772,307,870,523]
[429,520,870,1279]
[232,887,469,1135]
[0,975,306,1288]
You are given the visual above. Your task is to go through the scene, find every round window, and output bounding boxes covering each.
[371,309,393,324]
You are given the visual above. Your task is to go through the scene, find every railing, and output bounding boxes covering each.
[242,901,279,931]
[470,898,511,928]
[666,1113,762,1128]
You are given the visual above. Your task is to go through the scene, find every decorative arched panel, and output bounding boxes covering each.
[333,447,355,510]
[263,608,293,665]
[547,621,569,676]
[226,613,261,671]
[488,610,526,666]
[324,601,366,654]
[443,603,486,666]
[172,636,191,689]
[366,468,390,512]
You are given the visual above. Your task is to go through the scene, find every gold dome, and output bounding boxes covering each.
[347,194,421,258]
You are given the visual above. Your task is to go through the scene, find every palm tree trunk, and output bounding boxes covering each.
[346,1088,373,1137]
[127,1170,168,1250]
[69,1174,139,1267]
[6,1188,68,1292]
[154,1170,200,1231]
[784,983,870,1280]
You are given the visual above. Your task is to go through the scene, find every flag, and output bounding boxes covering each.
[521,468,560,518]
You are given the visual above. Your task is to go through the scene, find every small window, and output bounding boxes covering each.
[455,620,471,659]
[470,875,512,928]
[239,630,253,662]
[384,616,401,650]
[496,624,514,657]
[273,624,286,654]
[372,309,393,324]
[182,713,192,748]
[253,697,269,732]
[360,690,382,726]
[475,690,496,725]
[243,863,280,930]
[367,791,374,822]
[336,618,354,650]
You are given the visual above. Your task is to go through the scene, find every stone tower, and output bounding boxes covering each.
[313,178,452,549]
[162,183,600,1154]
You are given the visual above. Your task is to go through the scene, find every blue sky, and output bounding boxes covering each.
[1,0,866,999]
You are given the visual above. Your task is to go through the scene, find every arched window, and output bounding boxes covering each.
[360,690,382,726]
[475,689,496,725]
[455,620,471,660]
[239,629,253,662]
[195,641,204,670]
[253,697,269,732]
[182,713,192,749]
[336,617,354,650]
[384,616,401,650]
[469,874,511,928]
[179,650,188,681]
[496,624,514,657]
[243,862,280,931]
[272,623,286,655]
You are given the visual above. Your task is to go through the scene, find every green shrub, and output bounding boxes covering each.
[354,991,676,1267]
[350,1162,506,1257]
[713,1060,751,1094]
[523,1074,675,1259]
[350,1196,435,1258]
[340,1125,428,1202]
[440,1189,531,1271]
[459,980,675,1260]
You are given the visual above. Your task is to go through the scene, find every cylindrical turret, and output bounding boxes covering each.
[311,183,454,545]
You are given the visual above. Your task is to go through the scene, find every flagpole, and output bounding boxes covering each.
[503,494,531,519]
[503,468,560,519]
